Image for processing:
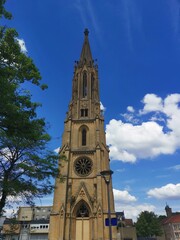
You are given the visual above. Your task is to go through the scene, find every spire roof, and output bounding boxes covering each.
[79,28,93,63]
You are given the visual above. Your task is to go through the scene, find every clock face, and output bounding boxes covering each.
[74,157,93,176]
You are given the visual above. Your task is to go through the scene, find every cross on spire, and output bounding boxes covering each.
[79,28,93,64]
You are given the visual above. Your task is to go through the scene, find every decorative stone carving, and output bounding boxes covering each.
[79,189,86,198]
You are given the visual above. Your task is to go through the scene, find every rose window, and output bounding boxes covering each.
[74,158,93,176]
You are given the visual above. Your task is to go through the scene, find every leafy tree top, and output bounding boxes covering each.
[0,0,12,19]
[135,211,163,237]
[0,0,61,216]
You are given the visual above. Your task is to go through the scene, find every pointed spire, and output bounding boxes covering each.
[79,28,93,64]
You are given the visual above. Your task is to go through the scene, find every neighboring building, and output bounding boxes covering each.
[49,29,117,240]
[33,206,51,220]
[18,206,33,221]
[162,205,180,240]
[2,218,20,240]
[2,206,52,240]
[28,219,49,240]
[18,206,52,221]
[116,212,137,240]
[0,216,6,240]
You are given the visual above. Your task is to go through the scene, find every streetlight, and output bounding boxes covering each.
[100,170,114,240]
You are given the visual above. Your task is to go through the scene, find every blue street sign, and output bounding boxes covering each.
[105,217,117,226]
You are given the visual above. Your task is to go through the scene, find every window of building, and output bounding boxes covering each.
[91,73,94,96]
[82,129,86,146]
[83,72,87,97]
[76,202,89,217]
[81,109,88,117]
[81,109,83,117]
[74,157,92,176]
[85,109,88,116]
[175,232,180,239]
[174,224,178,231]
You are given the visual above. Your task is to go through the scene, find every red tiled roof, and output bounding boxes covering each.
[162,215,180,224]
[125,219,133,226]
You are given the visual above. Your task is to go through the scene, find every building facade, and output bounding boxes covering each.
[162,205,180,240]
[116,212,137,240]
[2,206,52,240]
[49,29,117,240]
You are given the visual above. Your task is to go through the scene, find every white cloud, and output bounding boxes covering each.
[113,188,155,221]
[115,202,156,221]
[106,93,180,162]
[169,164,180,171]
[54,147,60,154]
[0,147,12,162]
[113,188,137,203]
[116,168,126,173]
[121,112,139,124]
[164,94,180,135]
[156,174,170,179]
[100,102,106,112]
[140,94,163,114]
[4,207,19,217]
[147,183,180,200]
[127,106,135,113]
[17,38,27,53]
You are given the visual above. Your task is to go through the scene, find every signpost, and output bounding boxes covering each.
[105,218,117,227]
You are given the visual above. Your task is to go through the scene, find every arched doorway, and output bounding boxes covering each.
[75,202,90,240]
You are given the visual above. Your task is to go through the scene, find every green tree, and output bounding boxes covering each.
[135,211,163,237]
[0,0,12,19]
[0,1,61,215]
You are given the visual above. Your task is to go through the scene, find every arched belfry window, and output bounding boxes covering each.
[76,202,89,218]
[82,128,87,146]
[79,125,89,147]
[83,72,87,98]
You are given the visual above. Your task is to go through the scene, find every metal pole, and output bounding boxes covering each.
[100,170,113,240]
[107,181,112,240]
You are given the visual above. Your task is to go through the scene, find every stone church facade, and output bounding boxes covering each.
[49,29,117,240]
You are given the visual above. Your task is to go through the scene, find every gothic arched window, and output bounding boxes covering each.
[82,128,87,146]
[91,73,94,97]
[83,72,87,98]
[76,202,89,217]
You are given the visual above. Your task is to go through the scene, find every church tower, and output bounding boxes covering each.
[49,29,117,240]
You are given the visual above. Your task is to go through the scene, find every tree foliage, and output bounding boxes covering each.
[0,0,12,19]
[0,1,61,216]
[135,211,163,237]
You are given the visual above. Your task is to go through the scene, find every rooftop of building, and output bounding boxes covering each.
[162,214,180,224]
[124,219,134,226]
[19,206,52,209]
[4,218,49,225]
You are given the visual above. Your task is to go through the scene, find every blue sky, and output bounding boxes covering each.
[2,0,180,221]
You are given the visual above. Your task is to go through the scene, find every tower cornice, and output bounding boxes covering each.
[64,117,104,124]
[71,149,96,155]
